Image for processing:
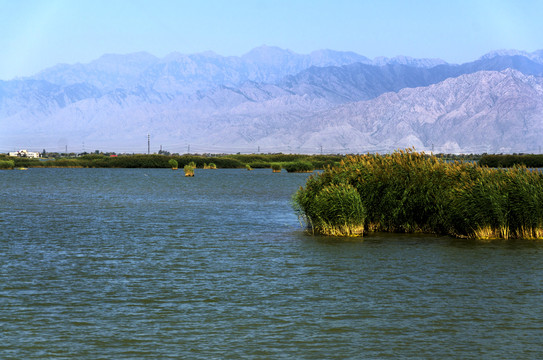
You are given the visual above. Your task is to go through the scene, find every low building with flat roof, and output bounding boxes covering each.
[8,150,40,158]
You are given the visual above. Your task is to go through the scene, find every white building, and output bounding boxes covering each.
[8,149,40,158]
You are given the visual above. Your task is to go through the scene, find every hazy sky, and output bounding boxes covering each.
[1,0,542,80]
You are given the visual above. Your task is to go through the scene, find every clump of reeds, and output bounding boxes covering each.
[0,160,15,170]
[203,163,217,169]
[294,183,365,236]
[248,161,269,168]
[271,163,282,173]
[293,148,543,239]
[246,164,253,171]
[184,161,196,177]
[284,161,314,173]
[168,159,178,170]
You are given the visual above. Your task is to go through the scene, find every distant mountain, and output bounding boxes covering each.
[148,69,540,154]
[372,55,446,68]
[479,49,543,64]
[27,46,445,94]
[1,47,543,154]
[280,55,543,104]
[291,69,543,153]
[0,80,101,117]
[29,46,374,93]
[31,52,159,92]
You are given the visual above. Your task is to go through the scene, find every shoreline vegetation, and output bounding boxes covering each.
[2,151,510,171]
[0,159,15,170]
[0,153,344,170]
[294,149,543,240]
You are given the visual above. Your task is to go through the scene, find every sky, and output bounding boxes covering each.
[1,0,543,80]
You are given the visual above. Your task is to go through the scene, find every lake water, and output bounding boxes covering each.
[2,168,543,359]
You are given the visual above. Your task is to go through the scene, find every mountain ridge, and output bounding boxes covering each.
[2,47,542,154]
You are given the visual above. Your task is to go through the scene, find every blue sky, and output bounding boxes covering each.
[1,0,542,80]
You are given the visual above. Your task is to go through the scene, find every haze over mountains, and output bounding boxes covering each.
[1,46,543,154]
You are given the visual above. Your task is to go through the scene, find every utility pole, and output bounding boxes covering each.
[188,144,190,154]
[147,134,150,155]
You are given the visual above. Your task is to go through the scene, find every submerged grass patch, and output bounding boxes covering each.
[293,149,543,239]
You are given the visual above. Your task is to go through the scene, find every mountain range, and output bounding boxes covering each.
[1,45,542,154]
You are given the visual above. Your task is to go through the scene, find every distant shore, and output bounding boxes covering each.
[3,152,543,169]
[0,153,344,171]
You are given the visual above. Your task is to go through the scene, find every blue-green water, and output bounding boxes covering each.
[2,168,543,359]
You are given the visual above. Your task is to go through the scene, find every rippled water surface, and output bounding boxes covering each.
[2,168,543,359]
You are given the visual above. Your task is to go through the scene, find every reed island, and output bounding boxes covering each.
[294,149,543,240]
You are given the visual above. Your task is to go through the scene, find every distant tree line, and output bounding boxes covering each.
[479,154,543,168]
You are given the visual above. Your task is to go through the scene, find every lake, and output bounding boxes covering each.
[2,168,543,359]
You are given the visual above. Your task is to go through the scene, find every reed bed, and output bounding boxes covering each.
[0,160,15,169]
[293,149,543,239]
[284,161,314,173]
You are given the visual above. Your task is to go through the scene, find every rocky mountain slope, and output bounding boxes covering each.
[1,47,542,154]
[294,69,543,153]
